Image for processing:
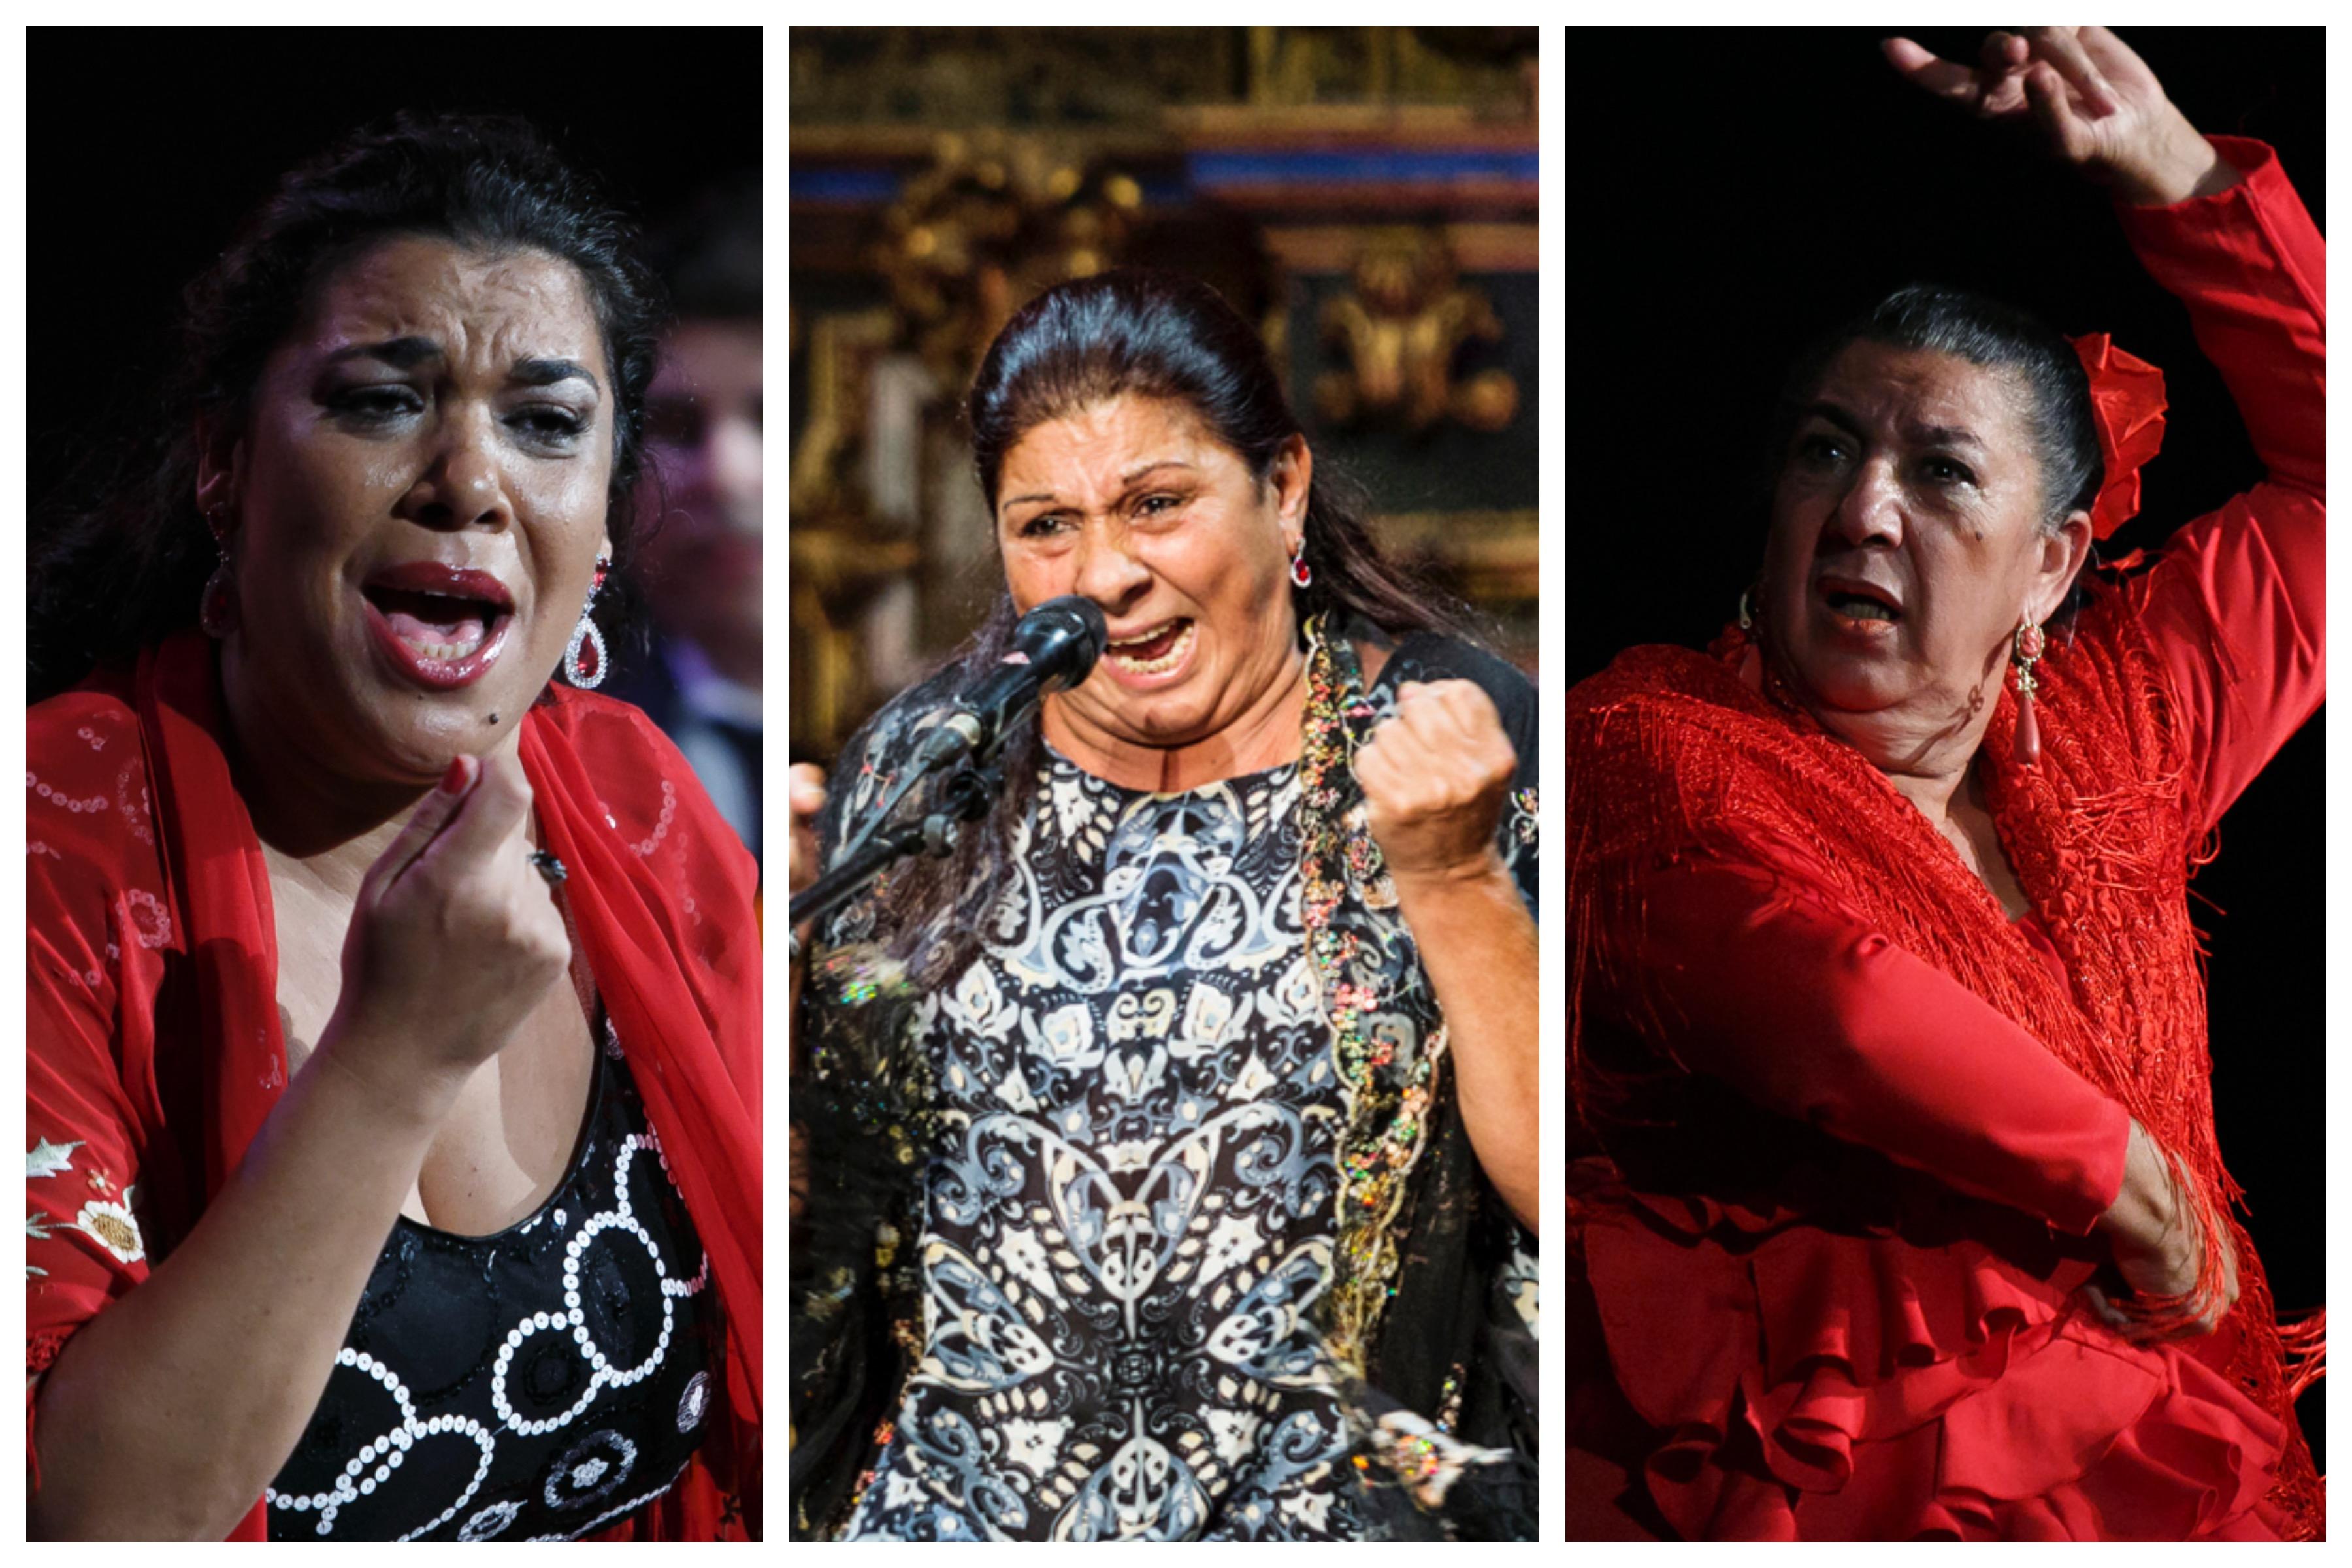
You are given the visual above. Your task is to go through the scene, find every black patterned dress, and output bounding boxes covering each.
[804,630,1539,1541]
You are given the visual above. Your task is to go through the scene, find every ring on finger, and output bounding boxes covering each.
[529,849,570,886]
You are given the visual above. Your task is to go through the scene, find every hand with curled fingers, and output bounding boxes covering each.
[1356,679,1520,889]
[2085,1117,2242,1340]
[319,726,573,1103]
[1883,27,2228,206]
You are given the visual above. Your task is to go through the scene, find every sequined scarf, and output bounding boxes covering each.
[1561,583,2321,1537]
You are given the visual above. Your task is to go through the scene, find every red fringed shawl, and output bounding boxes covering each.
[1563,584,2321,1536]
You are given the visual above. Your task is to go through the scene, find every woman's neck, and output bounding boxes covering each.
[1808,691,2026,913]
[1044,643,1310,794]
[219,645,435,894]
[1761,642,1999,834]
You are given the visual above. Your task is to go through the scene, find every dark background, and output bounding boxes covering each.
[27,26,760,511]
[1573,27,2325,1466]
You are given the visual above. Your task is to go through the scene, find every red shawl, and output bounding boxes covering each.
[1563,587,2321,1537]
[26,629,762,1538]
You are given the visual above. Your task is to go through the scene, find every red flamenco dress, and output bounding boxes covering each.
[25,632,764,1538]
[1561,137,2323,1541]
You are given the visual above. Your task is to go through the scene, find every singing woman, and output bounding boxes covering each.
[789,269,1540,1539]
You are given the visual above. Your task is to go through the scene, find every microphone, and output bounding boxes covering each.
[910,595,1107,774]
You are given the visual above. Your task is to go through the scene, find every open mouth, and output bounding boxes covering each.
[1104,617,1196,676]
[1819,580,1904,627]
[365,586,508,660]
[359,564,517,689]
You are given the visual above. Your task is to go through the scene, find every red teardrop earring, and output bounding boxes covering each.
[563,554,613,689]
[1289,544,1313,590]
[2012,617,2046,766]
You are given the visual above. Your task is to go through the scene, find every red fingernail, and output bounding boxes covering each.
[442,757,469,793]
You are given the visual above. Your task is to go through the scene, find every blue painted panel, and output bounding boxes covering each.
[1190,149,1538,188]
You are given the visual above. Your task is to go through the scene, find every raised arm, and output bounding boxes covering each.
[1359,669,1540,1235]
[2114,137,2325,828]
[1887,28,2326,826]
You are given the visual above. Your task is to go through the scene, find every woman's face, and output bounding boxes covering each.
[209,235,614,784]
[996,393,1308,754]
[1761,342,2085,729]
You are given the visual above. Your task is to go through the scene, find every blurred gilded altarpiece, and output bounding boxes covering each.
[790,26,1540,760]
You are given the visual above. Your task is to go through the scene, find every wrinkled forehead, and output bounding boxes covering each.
[285,234,608,379]
[998,393,1226,500]
[1808,340,2034,448]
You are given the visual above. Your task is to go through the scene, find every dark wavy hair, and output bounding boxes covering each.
[29,112,665,702]
[872,267,1466,981]
[1772,282,2104,536]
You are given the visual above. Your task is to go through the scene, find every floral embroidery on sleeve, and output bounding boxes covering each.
[27,1137,146,1275]
[71,1196,144,1265]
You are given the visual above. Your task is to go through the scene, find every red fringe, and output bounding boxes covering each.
[2280,1309,2327,1403]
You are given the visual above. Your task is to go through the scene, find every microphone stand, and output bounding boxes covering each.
[785,762,1000,953]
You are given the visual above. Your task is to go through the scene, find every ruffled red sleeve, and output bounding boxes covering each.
[1623,844,2129,1234]
[2112,137,2325,832]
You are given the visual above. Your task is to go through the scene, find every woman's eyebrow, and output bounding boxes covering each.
[320,338,598,395]
[1904,421,1985,454]
[328,335,441,370]
[512,357,600,393]
[1001,459,1197,513]
[1801,400,1865,436]
[1805,400,1987,455]
[1121,459,1194,484]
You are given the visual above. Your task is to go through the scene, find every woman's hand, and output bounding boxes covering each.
[319,728,570,1110]
[1884,28,2232,206]
[1357,679,1519,890]
[2087,1117,2240,1337]
[1358,678,1539,1230]
[788,763,827,901]
[26,732,572,1540]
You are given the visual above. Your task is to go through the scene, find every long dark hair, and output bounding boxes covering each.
[867,267,1463,981]
[29,112,665,702]
[1771,282,2104,534]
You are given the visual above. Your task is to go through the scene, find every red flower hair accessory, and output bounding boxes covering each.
[2069,332,2167,540]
